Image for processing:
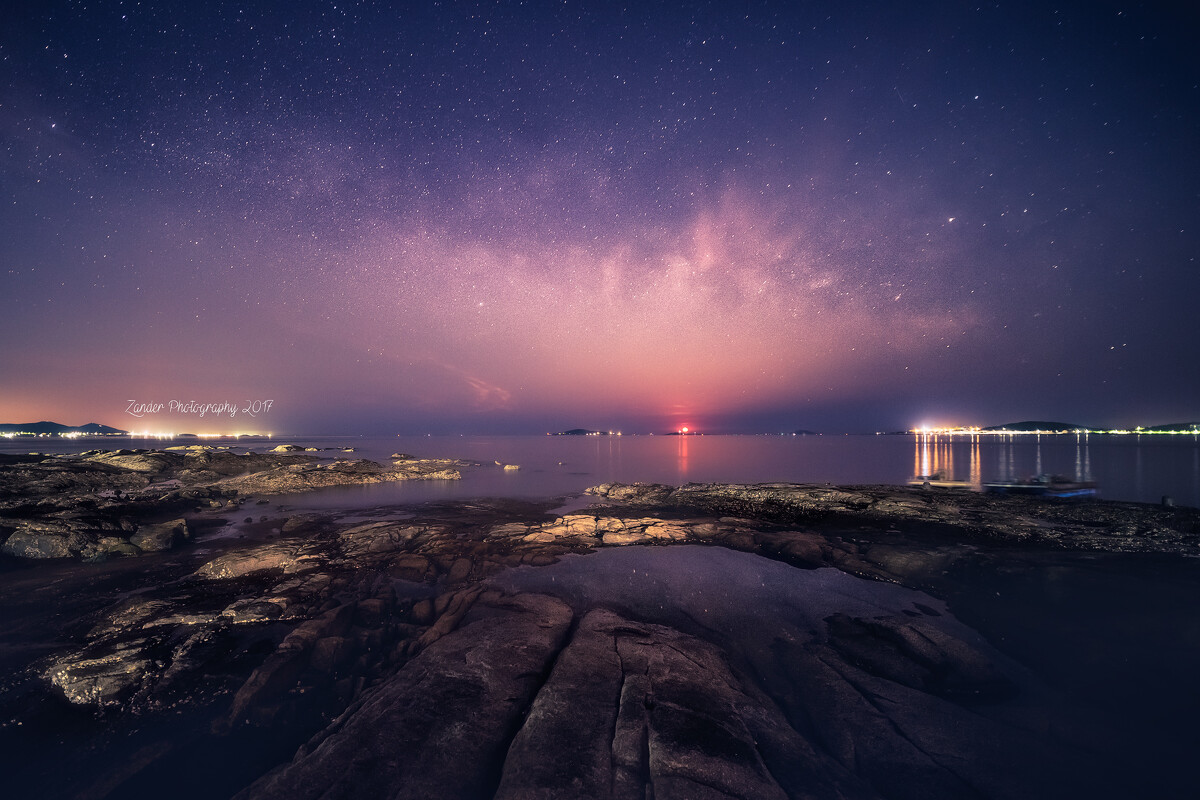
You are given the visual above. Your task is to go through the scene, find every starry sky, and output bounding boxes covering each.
[2,0,1198,434]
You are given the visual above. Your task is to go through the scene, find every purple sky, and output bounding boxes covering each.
[2,1,1197,434]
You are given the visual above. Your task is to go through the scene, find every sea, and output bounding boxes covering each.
[4,431,1199,509]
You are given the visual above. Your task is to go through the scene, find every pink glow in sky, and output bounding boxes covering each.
[315,191,975,424]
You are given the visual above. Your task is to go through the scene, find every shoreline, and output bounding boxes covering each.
[3,445,1199,563]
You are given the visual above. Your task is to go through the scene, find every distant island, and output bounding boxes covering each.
[549,429,617,436]
[0,421,128,436]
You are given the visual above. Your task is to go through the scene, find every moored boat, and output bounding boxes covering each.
[907,472,972,489]
[983,475,1097,498]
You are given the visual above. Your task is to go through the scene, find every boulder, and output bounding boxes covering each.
[46,639,155,706]
[0,518,110,558]
[195,542,312,579]
[1,528,90,558]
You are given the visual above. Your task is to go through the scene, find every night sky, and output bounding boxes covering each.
[3,0,1198,434]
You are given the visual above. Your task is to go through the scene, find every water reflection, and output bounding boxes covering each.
[1135,440,1144,499]
[596,435,623,477]
[1194,448,1199,506]
[677,433,689,479]
[911,433,982,490]
[1074,433,1093,483]
[969,435,981,487]
[912,433,1106,495]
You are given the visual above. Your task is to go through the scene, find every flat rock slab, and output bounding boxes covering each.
[238,593,574,800]
[235,544,1125,800]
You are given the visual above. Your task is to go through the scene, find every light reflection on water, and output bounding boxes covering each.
[3,432,1199,508]
[909,431,1200,506]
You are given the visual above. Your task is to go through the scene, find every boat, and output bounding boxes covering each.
[907,471,972,489]
[983,475,1097,498]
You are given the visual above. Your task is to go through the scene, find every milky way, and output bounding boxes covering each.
[2,1,1197,433]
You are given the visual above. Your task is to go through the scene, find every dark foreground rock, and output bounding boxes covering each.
[236,587,1114,800]
[1,480,1197,799]
[239,592,575,800]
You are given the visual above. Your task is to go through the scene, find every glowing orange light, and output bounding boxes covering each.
[681,427,689,434]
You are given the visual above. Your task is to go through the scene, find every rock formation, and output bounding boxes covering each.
[2,471,1196,799]
[0,449,463,559]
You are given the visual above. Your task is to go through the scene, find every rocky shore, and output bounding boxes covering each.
[1,460,1198,799]
[0,447,463,559]
[587,481,1200,554]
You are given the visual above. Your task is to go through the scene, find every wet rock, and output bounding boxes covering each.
[195,541,316,579]
[495,607,866,800]
[824,613,1013,700]
[236,593,574,800]
[413,586,484,650]
[445,557,473,583]
[98,537,142,557]
[220,458,461,496]
[338,521,423,557]
[388,553,436,582]
[589,482,1200,555]
[603,519,689,545]
[281,513,330,533]
[83,449,186,475]
[0,453,150,500]
[1,523,96,558]
[859,543,967,582]
[219,603,358,732]
[588,482,674,504]
[130,518,190,552]
[409,598,435,625]
[529,514,693,546]
[752,529,827,569]
[220,598,291,624]
[0,449,470,560]
[46,639,155,706]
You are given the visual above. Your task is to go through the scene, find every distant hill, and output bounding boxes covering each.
[982,420,1199,433]
[0,421,128,435]
[983,421,1089,433]
[75,422,128,434]
[551,428,610,436]
[793,429,819,436]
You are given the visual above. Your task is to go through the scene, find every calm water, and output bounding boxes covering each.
[4,432,1199,508]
